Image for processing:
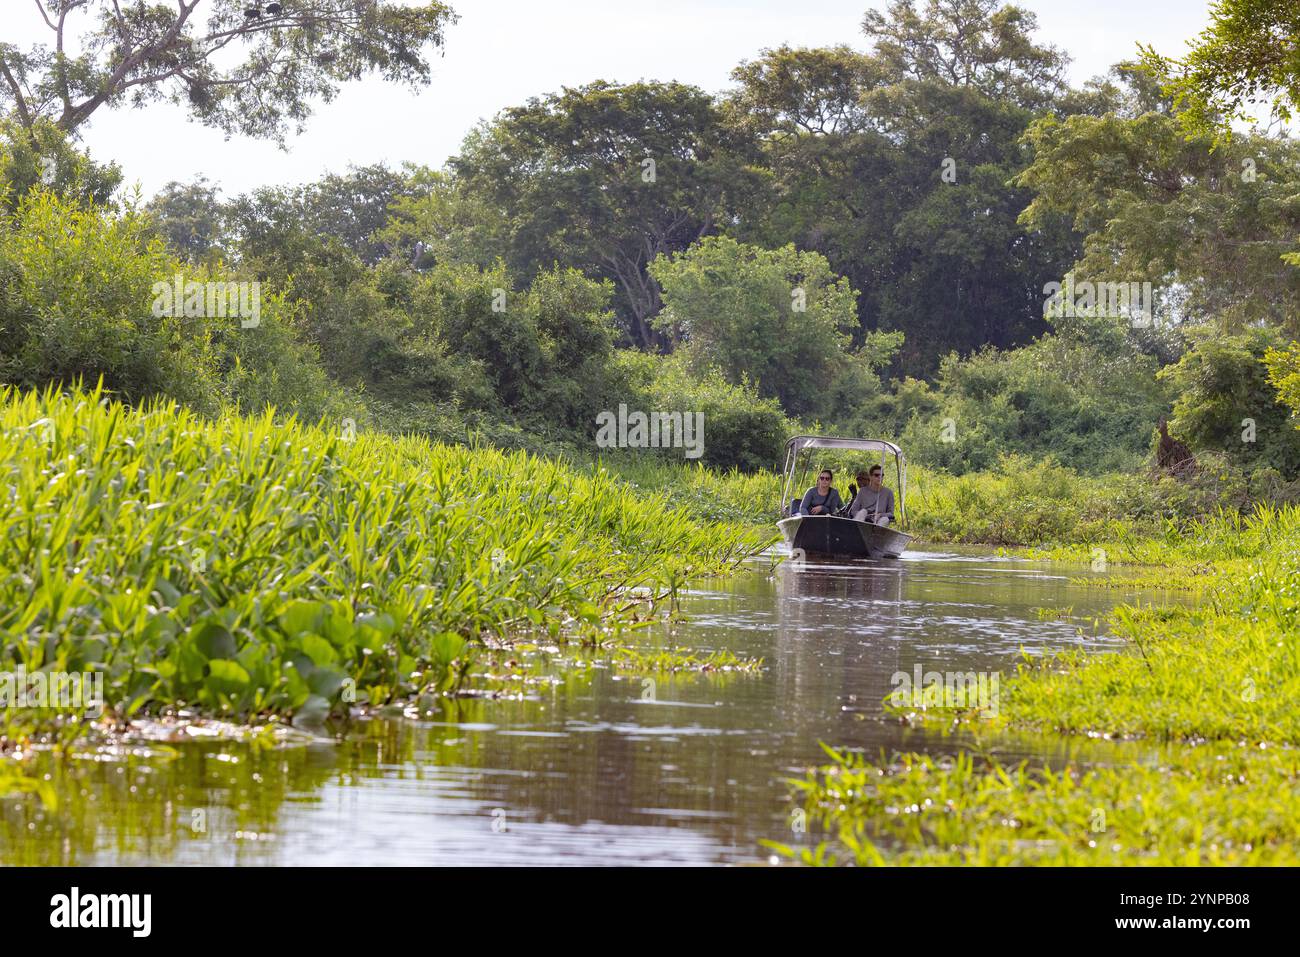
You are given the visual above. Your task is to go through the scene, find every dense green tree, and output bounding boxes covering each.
[1161,325,1300,479]
[145,176,225,262]
[0,189,338,420]
[728,1,1086,375]
[1017,103,1300,332]
[880,322,1170,474]
[0,118,121,211]
[862,0,1069,110]
[224,164,427,267]
[445,81,760,349]
[0,1,456,142]
[611,351,791,472]
[649,236,879,419]
[1138,0,1300,142]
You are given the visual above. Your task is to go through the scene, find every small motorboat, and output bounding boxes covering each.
[777,435,915,559]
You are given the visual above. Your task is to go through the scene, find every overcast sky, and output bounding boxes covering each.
[4,0,1213,198]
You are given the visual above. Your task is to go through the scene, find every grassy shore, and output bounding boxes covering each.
[604,451,1277,553]
[0,384,769,749]
[8,385,1296,863]
[772,503,1300,865]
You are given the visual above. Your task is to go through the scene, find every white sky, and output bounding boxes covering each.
[2,0,1213,198]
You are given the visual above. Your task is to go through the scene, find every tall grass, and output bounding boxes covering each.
[599,454,779,528]
[0,383,768,738]
[775,502,1300,865]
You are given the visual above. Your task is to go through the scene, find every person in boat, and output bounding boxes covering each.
[849,465,894,525]
[799,469,842,516]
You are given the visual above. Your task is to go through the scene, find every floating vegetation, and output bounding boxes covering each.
[610,646,763,675]
[0,383,768,758]
[767,743,1300,866]
[770,517,1300,865]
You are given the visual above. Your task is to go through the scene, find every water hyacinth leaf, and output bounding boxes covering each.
[205,659,252,694]
[298,632,339,668]
[292,694,332,729]
[354,623,389,655]
[279,600,329,637]
[307,668,348,699]
[320,614,355,647]
[282,667,311,709]
[0,383,767,746]
[151,577,183,608]
[356,612,397,640]
[429,632,467,669]
[189,620,237,660]
[178,641,208,685]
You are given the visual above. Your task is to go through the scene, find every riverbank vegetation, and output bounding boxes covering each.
[772,502,1300,864]
[3,0,1300,866]
[0,383,767,750]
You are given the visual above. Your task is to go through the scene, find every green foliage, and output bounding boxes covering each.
[877,331,1169,475]
[447,80,759,347]
[907,446,1300,549]
[1138,0,1300,142]
[601,454,780,527]
[0,191,217,409]
[728,2,1085,377]
[611,351,792,472]
[0,119,121,212]
[1018,108,1300,331]
[410,261,621,432]
[0,2,457,142]
[779,502,1300,865]
[143,176,224,263]
[222,164,429,267]
[0,383,768,736]
[783,743,1300,865]
[649,236,864,419]
[1161,325,1300,478]
[0,190,342,423]
[1265,339,1300,429]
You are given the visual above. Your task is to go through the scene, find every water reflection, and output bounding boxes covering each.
[1,549,1188,865]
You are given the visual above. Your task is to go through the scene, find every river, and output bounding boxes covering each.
[0,548,1185,865]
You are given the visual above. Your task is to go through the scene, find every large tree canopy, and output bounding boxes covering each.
[0,1,456,142]
[443,81,760,350]
[862,0,1069,111]
[1017,99,1300,332]
[1139,0,1300,142]
[727,0,1085,375]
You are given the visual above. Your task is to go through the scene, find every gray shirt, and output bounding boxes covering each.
[800,486,842,515]
[849,485,894,521]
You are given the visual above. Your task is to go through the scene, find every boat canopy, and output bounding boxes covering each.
[784,435,904,458]
[779,435,908,526]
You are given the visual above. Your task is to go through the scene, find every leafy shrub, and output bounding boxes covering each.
[610,351,792,472]
[877,331,1169,475]
[1161,324,1300,479]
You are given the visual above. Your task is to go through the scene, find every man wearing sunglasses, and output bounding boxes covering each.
[798,469,842,516]
[849,465,894,525]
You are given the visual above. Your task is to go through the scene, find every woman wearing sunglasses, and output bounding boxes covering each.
[797,469,842,517]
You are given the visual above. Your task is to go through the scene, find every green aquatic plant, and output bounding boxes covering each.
[0,382,768,749]
[772,510,1300,865]
[610,646,763,674]
[773,743,1300,866]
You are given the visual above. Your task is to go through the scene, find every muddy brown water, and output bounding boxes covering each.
[1,548,1187,865]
